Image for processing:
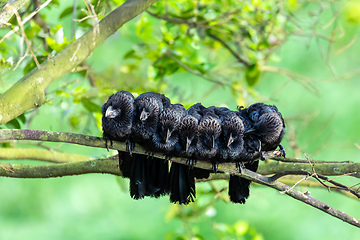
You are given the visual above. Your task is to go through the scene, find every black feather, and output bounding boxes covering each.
[169,162,195,204]
[101,90,134,151]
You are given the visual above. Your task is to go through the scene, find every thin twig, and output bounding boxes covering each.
[0,0,52,43]
[7,4,40,68]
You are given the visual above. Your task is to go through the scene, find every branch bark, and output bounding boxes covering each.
[1,129,360,228]
[0,148,91,163]
[0,0,158,125]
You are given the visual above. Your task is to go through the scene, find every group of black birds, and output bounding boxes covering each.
[102,91,286,205]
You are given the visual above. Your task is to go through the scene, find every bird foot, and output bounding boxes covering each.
[145,151,154,159]
[126,140,135,156]
[186,158,197,168]
[212,162,219,173]
[235,162,245,172]
[279,144,286,158]
[105,138,113,151]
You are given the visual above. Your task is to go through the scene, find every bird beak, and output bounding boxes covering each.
[140,108,149,121]
[244,128,255,135]
[165,129,171,142]
[212,135,215,149]
[105,106,120,118]
[186,137,191,152]
[227,133,234,148]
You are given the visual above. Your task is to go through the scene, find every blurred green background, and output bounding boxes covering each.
[1,0,360,239]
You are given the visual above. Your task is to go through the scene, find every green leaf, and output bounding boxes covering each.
[59,7,75,19]
[245,63,261,87]
[69,115,79,127]
[81,98,101,113]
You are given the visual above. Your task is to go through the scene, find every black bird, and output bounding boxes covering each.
[169,110,199,205]
[151,103,186,153]
[101,90,135,152]
[229,103,285,204]
[129,92,172,199]
[240,103,286,158]
[186,103,214,179]
[216,110,245,161]
[196,109,222,172]
[131,92,170,144]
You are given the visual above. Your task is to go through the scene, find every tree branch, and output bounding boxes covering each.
[1,129,360,228]
[0,0,158,125]
[0,148,91,163]
[0,156,121,178]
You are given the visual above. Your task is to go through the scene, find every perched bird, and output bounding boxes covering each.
[175,114,199,158]
[228,103,285,204]
[151,103,186,153]
[131,92,170,144]
[101,90,135,152]
[216,110,245,161]
[128,92,172,199]
[196,109,222,172]
[169,110,199,205]
[239,103,286,159]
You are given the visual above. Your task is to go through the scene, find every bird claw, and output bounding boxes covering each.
[126,140,135,156]
[212,162,219,173]
[105,138,113,151]
[186,158,197,168]
[235,162,245,172]
[279,144,286,158]
[145,151,154,159]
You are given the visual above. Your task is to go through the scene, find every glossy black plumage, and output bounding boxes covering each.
[130,92,172,199]
[121,153,169,199]
[102,90,287,205]
[101,90,135,151]
[228,160,259,204]
[216,110,245,161]
[240,103,286,158]
[196,109,222,172]
[151,103,186,153]
[169,162,195,204]
[132,92,170,144]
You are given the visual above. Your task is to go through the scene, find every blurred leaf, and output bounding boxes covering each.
[123,49,141,60]
[5,114,26,129]
[56,90,70,98]
[245,63,261,87]
[69,115,79,127]
[24,22,41,40]
[234,221,249,236]
[59,7,75,19]
[81,98,101,113]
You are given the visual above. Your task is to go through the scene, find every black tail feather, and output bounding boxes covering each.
[169,162,195,204]
[118,151,132,178]
[193,167,211,179]
[148,157,169,198]
[130,154,147,199]
[228,160,259,204]
[127,154,169,199]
